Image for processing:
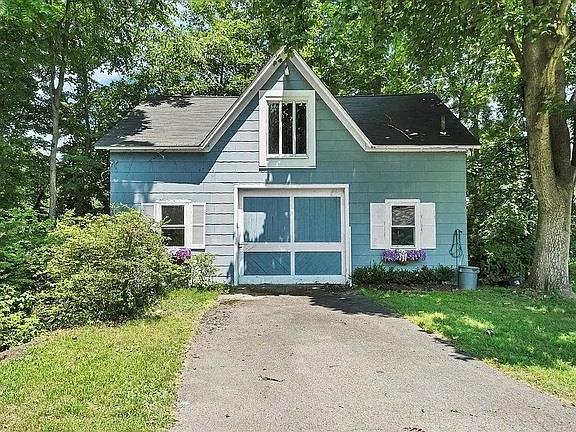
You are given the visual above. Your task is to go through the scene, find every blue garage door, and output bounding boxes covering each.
[239,189,346,284]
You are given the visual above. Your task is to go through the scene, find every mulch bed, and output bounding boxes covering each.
[367,283,459,292]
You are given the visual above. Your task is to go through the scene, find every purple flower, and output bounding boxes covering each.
[173,248,192,261]
[381,249,426,264]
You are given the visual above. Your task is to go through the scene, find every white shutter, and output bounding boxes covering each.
[370,203,389,249]
[185,203,206,249]
[420,202,436,249]
[139,203,157,220]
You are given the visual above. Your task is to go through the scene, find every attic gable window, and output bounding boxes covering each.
[259,90,316,168]
[268,101,307,155]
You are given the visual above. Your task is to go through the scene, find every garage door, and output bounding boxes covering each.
[237,188,348,284]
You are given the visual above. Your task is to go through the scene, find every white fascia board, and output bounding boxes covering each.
[363,145,478,152]
[288,52,374,151]
[102,146,206,152]
[200,47,287,152]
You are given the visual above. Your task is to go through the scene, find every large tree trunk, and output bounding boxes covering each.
[48,99,60,219]
[522,26,576,298]
[528,183,574,297]
[47,0,70,220]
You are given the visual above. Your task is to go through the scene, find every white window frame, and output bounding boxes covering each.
[139,202,206,250]
[388,200,420,249]
[258,89,316,168]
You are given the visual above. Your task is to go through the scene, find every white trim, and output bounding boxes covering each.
[234,184,349,285]
[239,275,346,285]
[201,48,287,152]
[289,52,374,151]
[364,145,476,152]
[100,145,475,153]
[258,89,316,168]
[387,200,421,249]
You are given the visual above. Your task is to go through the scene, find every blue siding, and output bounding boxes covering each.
[295,197,340,242]
[110,59,469,282]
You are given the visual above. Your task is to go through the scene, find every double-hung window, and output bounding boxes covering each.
[370,200,437,250]
[391,205,417,248]
[139,202,206,249]
[259,90,316,168]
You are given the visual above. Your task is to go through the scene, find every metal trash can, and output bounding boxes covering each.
[458,266,480,290]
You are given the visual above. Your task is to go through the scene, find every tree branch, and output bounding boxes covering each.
[505,27,525,76]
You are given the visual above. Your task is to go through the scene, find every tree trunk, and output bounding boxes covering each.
[48,99,60,219]
[528,184,574,297]
[47,0,70,219]
[522,30,576,298]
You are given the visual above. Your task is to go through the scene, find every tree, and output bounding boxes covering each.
[4,0,175,218]
[133,0,269,96]
[397,1,576,297]
[256,0,576,297]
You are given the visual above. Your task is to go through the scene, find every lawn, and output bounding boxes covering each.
[0,289,220,432]
[360,287,576,403]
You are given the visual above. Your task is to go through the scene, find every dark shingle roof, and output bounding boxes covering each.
[336,94,479,146]
[95,93,479,150]
[95,96,236,149]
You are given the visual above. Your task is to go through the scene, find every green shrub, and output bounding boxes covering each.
[0,208,50,349]
[352,263,455,287]
[0,207,51,292]
[172,251,220,290]
[0,285,40,350]
[36,211,174,328]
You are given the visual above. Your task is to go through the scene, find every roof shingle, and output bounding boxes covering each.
[95,93,479,150]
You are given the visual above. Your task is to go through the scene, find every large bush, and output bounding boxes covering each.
[0,208,50,350]
[36,211,175,328]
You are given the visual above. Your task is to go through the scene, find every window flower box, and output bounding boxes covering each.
[382,249,426,265]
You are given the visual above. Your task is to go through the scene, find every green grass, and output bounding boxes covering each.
[360,287,576,402]
[0,289,219,432]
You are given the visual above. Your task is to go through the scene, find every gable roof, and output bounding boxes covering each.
[95,96,235,150]
[95,49,479,152]
[337,94,479,147]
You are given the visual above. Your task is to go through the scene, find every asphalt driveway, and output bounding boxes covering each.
[172,290,576,432]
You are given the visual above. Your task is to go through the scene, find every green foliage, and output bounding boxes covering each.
[468,135,536,281]
[0,208,51,349]
[35,211,174,328]
[0,286,40,351]
[352,263,454,287]
[188,253,219,289]
[134,0,268,96]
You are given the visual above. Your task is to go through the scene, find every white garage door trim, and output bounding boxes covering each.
[233,184,350,285]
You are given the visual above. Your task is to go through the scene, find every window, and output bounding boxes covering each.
[259,90,316,168]
[162,205,185,246]
[139,202,206,249]
[391,205,416,248]
[267,101,307,156]
[370,200,437,250]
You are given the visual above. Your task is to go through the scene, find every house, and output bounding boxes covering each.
[95,49,479,285]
